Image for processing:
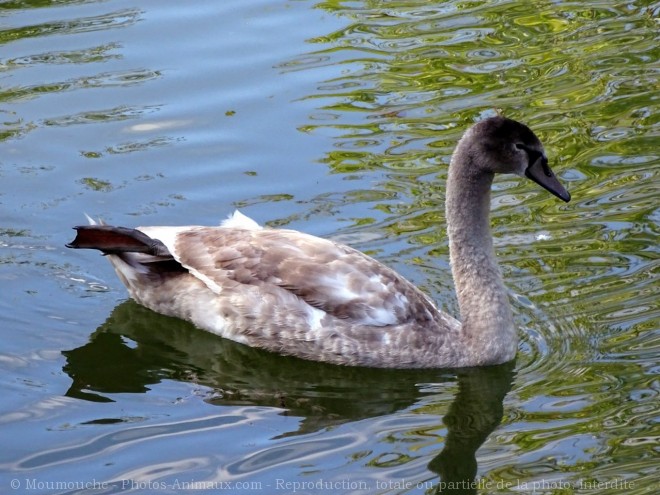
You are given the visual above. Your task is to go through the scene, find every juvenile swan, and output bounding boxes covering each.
[67,117,570,368]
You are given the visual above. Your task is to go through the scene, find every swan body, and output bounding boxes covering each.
[67,117,570,368]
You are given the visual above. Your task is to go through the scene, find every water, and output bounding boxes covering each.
[1,0,658,493]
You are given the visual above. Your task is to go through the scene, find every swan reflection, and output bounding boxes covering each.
[63,301,514,492]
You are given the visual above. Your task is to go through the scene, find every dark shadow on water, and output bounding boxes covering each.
[429,364,514,494]
[63,300,514,493]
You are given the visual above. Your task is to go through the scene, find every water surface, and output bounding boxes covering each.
[1,1,658,494]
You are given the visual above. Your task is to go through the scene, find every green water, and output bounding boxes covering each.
[1,0,658,494]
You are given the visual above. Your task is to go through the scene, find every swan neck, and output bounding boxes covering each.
[445,153,517,364]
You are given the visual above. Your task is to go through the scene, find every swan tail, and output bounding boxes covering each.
[66,225,171,257]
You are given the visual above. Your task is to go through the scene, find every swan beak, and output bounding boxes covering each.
[525,157,571,202]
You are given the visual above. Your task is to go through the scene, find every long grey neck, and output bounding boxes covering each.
[445,151,517,365]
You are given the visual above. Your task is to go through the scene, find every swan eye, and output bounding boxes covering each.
[515,143,544,167]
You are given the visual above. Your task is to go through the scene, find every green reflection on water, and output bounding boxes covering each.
[288,1,659,491]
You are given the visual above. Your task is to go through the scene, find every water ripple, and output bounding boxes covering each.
[10,410,259,471]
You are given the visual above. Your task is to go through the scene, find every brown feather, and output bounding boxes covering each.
[67,226,171,256]
[173,228,440,327]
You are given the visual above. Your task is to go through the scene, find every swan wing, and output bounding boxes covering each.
[148,225,439,327]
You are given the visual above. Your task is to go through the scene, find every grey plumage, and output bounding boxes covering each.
[67,116,570,368]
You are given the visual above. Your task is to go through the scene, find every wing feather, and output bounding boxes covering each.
[171,227,438,327]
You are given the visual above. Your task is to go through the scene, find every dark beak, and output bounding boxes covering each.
[525,156,571,202]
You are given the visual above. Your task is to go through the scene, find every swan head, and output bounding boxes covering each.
[460,116,571,202]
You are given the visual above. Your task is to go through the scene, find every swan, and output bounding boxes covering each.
[67,116,570,368]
